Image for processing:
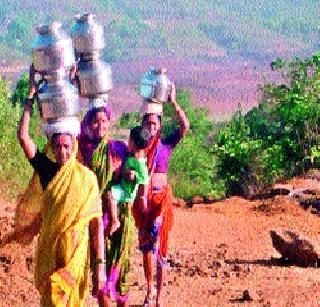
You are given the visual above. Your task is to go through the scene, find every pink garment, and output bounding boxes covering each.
[99,265,129,303]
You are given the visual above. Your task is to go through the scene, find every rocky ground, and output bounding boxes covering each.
[0,176,319,307]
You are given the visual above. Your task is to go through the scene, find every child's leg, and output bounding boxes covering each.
[107,191,120,235]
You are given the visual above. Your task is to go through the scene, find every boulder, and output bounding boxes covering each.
[270,230,319,267]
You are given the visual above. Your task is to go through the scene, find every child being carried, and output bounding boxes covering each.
[107,126,149,235]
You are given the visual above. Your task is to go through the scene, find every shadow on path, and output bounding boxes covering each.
[225,257,292,267]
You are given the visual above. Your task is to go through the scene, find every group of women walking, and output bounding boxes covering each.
[5,67,189,307]
[78,82,189,307]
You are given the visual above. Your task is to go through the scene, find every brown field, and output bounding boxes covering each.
[0,176,319,306]
[1,56,279,121]
[108,57,274,119]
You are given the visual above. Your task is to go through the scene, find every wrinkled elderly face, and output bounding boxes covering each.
[51,134,73,166]
[90,111,109,140]
[143,114,161,137]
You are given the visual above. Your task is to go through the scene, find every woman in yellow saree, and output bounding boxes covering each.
[34,145,103,307]
[1,85,106,306]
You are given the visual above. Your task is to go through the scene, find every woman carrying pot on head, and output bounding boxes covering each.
[79,105,137,307]
[1,65,107,307]
[133,83,190,306]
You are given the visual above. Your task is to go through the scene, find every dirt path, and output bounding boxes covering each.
[0,178,319,306]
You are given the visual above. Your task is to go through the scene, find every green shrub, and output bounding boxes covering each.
[0,76,45,200]
[168,136,224,199]
[115,111,141,129]
[12,73,29,106]
[162,91,218,199]
[214,54,320,197]
[213,111,263,196]
[310,145,320,167]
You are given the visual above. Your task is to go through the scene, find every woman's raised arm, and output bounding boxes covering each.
[17,65,37,160]
[168,83,190,137]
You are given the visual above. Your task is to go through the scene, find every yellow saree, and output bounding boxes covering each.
[10,143,101,307]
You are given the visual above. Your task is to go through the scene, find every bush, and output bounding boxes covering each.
[214,54,320,197]
[115,111,141,129]
[164,91,222,199]
[213,111,264,196]
[0,76,45,200]
[168,135,224,199]
[12,73,29,106]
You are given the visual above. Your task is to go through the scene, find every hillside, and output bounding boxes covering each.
[0,1,318,63]
[0,1,318,118]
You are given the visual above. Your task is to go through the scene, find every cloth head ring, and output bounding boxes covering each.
[44,117,81,139]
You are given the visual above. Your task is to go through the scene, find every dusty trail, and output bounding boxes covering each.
[0,177,319,306]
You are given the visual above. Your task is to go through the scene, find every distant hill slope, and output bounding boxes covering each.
[0,1,318,64]
[0,1,318,119]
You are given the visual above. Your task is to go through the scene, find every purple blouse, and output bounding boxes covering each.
[79,134,127,168]
[154,129,182,173]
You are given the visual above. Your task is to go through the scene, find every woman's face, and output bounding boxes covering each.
[51,134,73,166]
[143,114,161,137]
[90,111,109,140]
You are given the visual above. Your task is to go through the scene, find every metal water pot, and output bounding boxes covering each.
[37,70,80,121]
[140,68,157,100]
[154,68,172,102]
[77,57,113,98]
[71,13,104,56]
[140,68,172,102]
[32,22,75,74]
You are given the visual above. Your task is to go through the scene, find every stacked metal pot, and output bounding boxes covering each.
[71,13,112,109]
[32,21,80,137]
[140,68,172,115]
[31,13,113,138]
[31,13,171,136]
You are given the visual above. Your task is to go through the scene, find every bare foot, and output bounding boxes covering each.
[109,220,121,235]
[156,291,166,307]
[143,288,156,307]
[143,293,153,307]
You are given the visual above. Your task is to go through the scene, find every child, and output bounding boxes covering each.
[107,126,149,235]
